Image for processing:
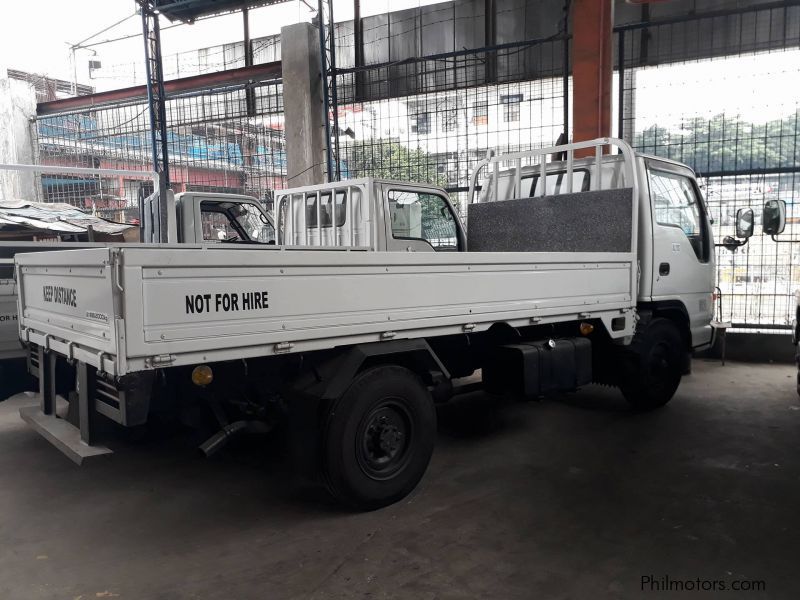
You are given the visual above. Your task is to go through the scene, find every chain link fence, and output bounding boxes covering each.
[333,44,569,215]
[24,2,800,329]
[618,4,800,329]
[33,79,286,222]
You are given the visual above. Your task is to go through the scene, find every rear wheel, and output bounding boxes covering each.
[796,367,799,398]
[620,318,684,411]
[794,320,800,397]
[323,365,436,510]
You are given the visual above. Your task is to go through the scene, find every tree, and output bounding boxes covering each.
[340,140,448,187]
[634,110,799,175]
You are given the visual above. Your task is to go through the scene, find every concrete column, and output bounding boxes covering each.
[572,0,614,154]
[0,74,37,202]
[281,22,327,187]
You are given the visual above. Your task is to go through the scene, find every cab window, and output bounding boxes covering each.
[201,209,236,242]
[388,190,459,251]
[648,168,709,262]
[200,201,275,244]
[304,192,346,228]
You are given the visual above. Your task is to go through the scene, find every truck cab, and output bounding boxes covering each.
[144,190,276,245]
[275,179,465,252]
[179,192,275,244]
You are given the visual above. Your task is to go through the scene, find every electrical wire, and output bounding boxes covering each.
[71,12,139,49]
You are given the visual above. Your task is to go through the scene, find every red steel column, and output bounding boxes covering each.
[572,0,614,153]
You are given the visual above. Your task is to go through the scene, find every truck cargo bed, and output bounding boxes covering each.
[16,245,636,376]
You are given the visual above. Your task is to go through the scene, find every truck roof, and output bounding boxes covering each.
[636,151,698,174]
[276,177,448,196]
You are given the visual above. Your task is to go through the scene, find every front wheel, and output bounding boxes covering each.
[795,345,800,397]
[323,365,437,510]
[620,318,684,411]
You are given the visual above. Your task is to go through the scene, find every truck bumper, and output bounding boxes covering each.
[22,347,113,465]
[19,404,112,465]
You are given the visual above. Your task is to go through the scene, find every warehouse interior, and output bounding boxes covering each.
[1,0,799,598]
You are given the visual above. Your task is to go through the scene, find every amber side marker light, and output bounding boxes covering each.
[191,365,214,387]
[579,322,594,336]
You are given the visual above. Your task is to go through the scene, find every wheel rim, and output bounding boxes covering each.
[356,399,413,480]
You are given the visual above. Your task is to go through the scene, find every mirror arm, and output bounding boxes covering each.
[717,236,750,252]
[715,239,749,248]
[771,234,794,243]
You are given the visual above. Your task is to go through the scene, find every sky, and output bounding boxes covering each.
[634,50,800,128]
[0,0,446,89]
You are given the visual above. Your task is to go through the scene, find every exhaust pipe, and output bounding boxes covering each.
[199,420,272,457]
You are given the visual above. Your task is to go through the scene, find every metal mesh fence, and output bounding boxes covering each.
[333,37,569,210]
[617,5,800,330]
[33,79,286,222]
[91,34,281,88]
[25,3,800,331]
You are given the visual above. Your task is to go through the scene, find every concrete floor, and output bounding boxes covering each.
[0,359,798,599]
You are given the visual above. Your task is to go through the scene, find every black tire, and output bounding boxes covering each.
[620,318,684,411]
[796,367,800,399]
[323,365,436,510]
[795,345,800,397]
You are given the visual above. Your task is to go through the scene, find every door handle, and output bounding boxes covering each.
[659,262,670,276]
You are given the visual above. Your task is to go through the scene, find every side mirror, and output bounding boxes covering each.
[763,199,786,235]
[735,208,754,239]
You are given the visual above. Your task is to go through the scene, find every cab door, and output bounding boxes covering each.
[381,186,464,252]
[647,160,715,347]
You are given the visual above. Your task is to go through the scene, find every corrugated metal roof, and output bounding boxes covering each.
[0,200,135,235]
[148,0,291,22]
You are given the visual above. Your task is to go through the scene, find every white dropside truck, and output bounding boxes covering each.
[16,139,734,510]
